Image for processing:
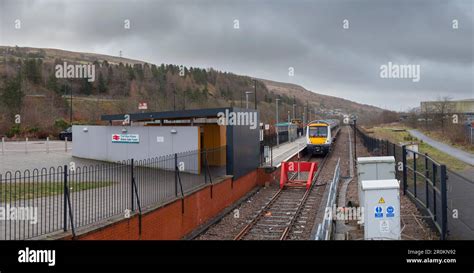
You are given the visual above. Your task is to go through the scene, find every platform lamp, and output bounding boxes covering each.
[245,91,253,109]
[288,110,291,142]
[275,98,280,146]
[353,117,357,160]
[253,79,257,110]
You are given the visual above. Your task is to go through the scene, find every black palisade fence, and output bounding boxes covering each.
[0,146,226,240]
[354,126,448,240]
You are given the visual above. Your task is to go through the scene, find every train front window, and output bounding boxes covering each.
[309,127,327,137]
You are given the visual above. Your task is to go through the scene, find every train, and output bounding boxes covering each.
[305,119,340,155]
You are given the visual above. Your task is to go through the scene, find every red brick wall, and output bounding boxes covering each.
[71,170,259,240]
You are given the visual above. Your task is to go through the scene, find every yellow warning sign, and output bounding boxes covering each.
[378,197,385,204]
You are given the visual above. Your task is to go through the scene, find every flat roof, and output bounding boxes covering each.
[357,156,395,164]
[361,179,399,190]
[101,107,257,122]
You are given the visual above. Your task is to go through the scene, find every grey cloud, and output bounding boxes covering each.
[0,0,472,110]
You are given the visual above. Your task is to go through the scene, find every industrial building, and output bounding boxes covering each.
[420,99,474,115]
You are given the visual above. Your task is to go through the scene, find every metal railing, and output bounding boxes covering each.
[1,137,71,154]
[315,158,341,240]
[261,131,289,148]
[355,127,449,239]
[0,146,226,240]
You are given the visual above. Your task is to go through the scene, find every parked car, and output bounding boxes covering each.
[59,127,72,141]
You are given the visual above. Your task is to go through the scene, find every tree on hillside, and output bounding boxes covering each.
[25,58,42,84]
[80,78,93,95]
[97,72,107,93]
[127,65,135,80]
[1,73,24,114]
[46,73,59,94]
[107,66,114,84]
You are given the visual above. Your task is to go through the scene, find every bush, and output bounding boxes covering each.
[27,126,39,133]
[6,124,21,138]
[54,118,70,131]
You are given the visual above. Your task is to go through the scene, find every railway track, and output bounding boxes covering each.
[234,155,328,240]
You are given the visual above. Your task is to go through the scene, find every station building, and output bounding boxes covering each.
[72,107,260,179]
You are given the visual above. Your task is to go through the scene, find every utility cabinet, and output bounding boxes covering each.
[362,179,400,240]
[357,156,396,206]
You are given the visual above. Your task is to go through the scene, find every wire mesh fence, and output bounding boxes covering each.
[0,146,227,240]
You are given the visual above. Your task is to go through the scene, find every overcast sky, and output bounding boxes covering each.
[0,0,473,111]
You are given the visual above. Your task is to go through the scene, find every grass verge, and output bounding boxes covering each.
[0,181,114,202]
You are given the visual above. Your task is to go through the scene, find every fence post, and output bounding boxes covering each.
[424,153,429,209]
[25,137,28,154]
[131,158,134,211]
[1,137,4,155]
[46,137,50,153]
[203,149,207,184]
[440,165,447,240]
[175,153,178,197]
[65,137,68,152]
[413,151,417,197]
[402,145,407,195]
[432,162,437,221]
[63,165,68,232]
[270,145,273,167]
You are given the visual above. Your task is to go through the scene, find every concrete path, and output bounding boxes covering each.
[408,129,474,166]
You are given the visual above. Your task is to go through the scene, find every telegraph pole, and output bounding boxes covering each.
[353,118,357,159]
[70,85,73,125]
[276,98,280,146]
[288,110,291,142]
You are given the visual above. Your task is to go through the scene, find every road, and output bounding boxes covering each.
[408,129,474,166]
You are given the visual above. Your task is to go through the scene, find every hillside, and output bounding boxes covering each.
[260,79,385,122]
[0,46,391,138]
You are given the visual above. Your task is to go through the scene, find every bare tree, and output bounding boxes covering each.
[433,96,453,133]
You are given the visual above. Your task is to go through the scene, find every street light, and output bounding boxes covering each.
[275,98,280,146]
[288,110,291,142]
[353,117,357,160]
[292,103,296,120]
[253,79,257,110]
[245,91,253,109]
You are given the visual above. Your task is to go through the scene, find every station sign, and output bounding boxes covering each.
[138,102,148,110]
[112,134,140,144]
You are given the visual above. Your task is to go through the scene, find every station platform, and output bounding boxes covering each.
[262,137,306,168]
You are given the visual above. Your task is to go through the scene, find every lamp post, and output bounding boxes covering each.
[69,85,73,125]
[275,98,280,146]
[240,90,243,108]
[288,110,291,142]
[245,91,253,109]
[353,117,357,160]
[292,103,296,121]
[253,79,257,110]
